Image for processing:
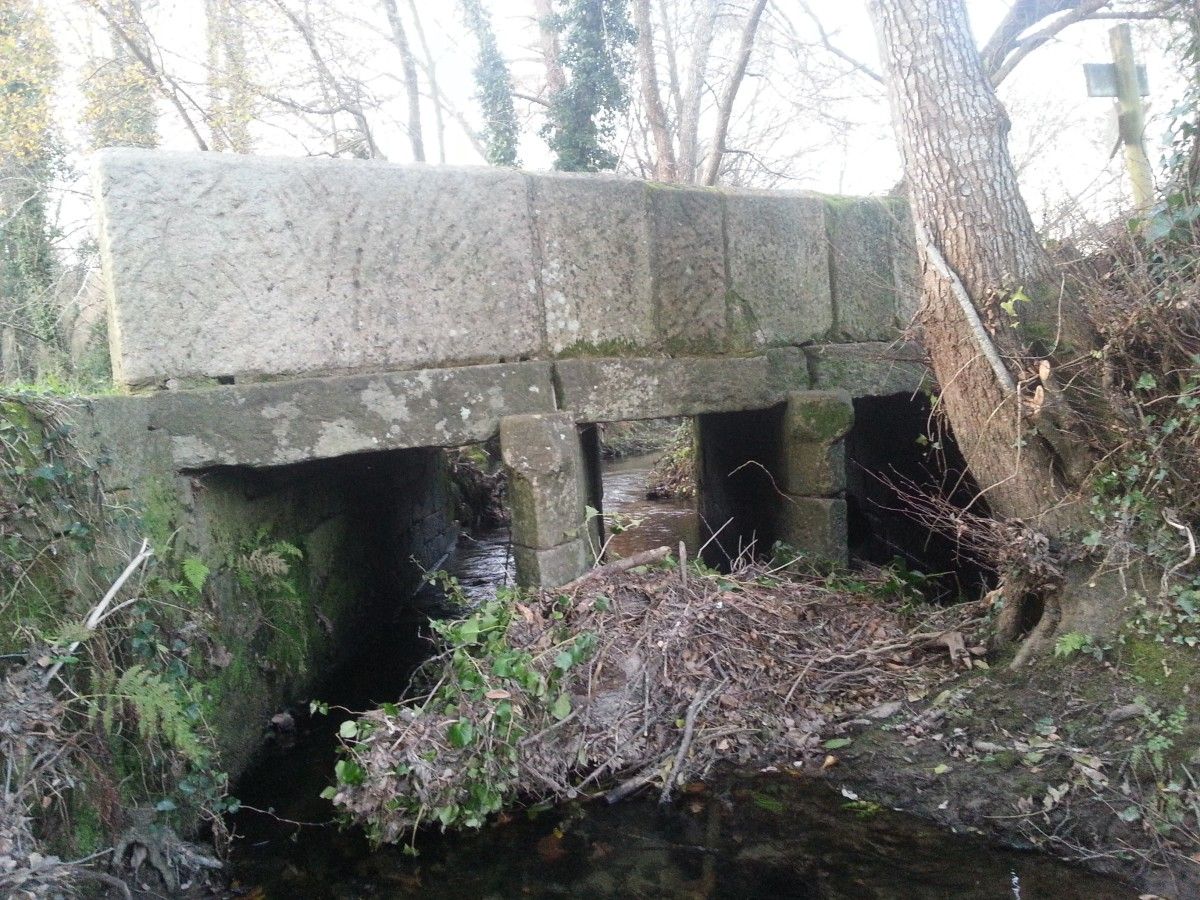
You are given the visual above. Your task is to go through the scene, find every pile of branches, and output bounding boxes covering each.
[329,553,986,845]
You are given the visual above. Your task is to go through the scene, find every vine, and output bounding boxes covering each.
[541,0,636,172]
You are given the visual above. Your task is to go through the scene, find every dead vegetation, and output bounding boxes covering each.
[329,552,987,845]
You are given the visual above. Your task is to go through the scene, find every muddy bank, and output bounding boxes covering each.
[820,654,1200,897]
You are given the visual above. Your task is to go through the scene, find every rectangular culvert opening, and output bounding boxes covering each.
[844,393,996,602]
[186,446,458,713]
[695,406,786,570]
[588,416,698,562]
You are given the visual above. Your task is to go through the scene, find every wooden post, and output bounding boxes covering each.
[1110,24,1154,210]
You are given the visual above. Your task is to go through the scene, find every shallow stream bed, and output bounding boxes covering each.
[227,454,1134,898]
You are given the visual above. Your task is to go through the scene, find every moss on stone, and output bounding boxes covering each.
[553,337,645,359]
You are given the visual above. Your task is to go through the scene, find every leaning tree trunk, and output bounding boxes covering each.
[868,0,1124,663]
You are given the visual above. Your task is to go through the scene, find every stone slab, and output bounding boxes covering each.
[512,540,589,589]
[782,443,845,497]
[779,496,848,566]
[649,186,727,352]
[533,174,654,355]
[766,347,812,395]
[130,362,556,469]
[555,356,782,423]
[827,198,905,341]
[500,412,587,551]
[784,390,854,443]
[890,200,921,328]
[93,149,542,388]
[804,342,928,398]
[781,391,854,496]
[725,190,832,346]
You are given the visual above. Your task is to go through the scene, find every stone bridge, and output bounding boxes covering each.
[85,149,928,589]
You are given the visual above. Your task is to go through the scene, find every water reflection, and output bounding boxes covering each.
[234,773,1132,899]
[598,452,698,561]
[228,454,1131,899]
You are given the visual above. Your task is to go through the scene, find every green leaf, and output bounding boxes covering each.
[447,720,474,748]
[182,557,209,592]
[554,651,574,671]
[334,758,365,786]
[338,719,359,740]
[550,693,571,720]
[932,763,951,775]
[1118,805,1142,823]
[823,737,852,750]
[319,786,338,800]
[751,792,784,813]
[1135,372,1158,391]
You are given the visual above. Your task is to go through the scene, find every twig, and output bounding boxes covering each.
[660,680,727,804]
[42,540,153,688]
[560,546,670,592]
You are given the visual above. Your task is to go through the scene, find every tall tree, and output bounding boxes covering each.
[541,0,637,172]
[460,0,519,166]
[632,0,674,180]
[868,0,1130,663]
[1,0,61,379]
[381,0,425,162]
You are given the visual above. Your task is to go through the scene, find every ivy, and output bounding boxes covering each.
[540,0,636,172]
[459,0,520,167]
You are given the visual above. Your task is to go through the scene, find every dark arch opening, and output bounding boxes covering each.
[844,393,995,602]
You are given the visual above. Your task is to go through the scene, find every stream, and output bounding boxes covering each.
[228,453,1133,898]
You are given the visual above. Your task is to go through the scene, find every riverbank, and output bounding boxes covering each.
[321,548,1198,897]
[822,646,1200,898]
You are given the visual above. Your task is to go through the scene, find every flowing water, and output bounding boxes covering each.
[228,453,1133,898]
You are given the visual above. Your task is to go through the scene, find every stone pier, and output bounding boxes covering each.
[500,413,592,588]
[778,390,855,565]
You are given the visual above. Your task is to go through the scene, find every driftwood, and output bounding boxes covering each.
[559,546,671,592]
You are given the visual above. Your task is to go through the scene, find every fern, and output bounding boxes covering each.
[182,557,210,593]
[111,664,208,765]
[1053,631,1090,658]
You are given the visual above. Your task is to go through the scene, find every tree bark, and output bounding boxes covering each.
[633,0,676,180]
[381,0,425,162]
[869,0,1091,532]
[677,0,718,183]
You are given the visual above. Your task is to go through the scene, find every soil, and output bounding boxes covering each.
[819,653,1200,898]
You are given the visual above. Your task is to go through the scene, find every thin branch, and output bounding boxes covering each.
[270,0,385,159]
[82,0,209,150]
[796,0,882,83]
[701,0,770,186]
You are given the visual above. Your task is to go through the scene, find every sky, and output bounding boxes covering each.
[43,0,1189,249]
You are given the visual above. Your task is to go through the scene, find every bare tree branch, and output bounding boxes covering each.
[82,0,210,150]
[701,0,770,186]
[270,0,385,159]
[406,0,445,162]
[381,0,425,162]
[796,0,882,83]
[678,0,719,182]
